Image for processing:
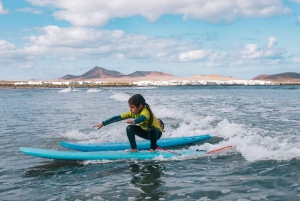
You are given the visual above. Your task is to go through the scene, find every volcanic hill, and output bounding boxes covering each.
[60,67,125,80]
[59,66,176,80]
[252,72,300,82]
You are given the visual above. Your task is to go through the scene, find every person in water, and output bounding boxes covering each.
[93,94,163,152]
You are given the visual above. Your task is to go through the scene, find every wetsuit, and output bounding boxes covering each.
[102,107,162,150]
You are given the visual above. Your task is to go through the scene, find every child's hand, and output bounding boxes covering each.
[93,123,103,129]
[126,119,135,125]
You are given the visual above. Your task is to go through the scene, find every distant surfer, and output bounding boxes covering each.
[93,94,163,152]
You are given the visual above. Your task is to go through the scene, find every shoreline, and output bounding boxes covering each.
[1,76,300,90]
[2,75,300,89]
[1,82,299,90]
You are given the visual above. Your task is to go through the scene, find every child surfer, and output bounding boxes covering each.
[93,94,163,152]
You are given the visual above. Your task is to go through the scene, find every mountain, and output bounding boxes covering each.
[59,67,176,80]
[126,71,174,78]
[60,66,125,80]
[252,72,300,82]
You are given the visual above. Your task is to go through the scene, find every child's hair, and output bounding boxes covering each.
[128,94,153,127]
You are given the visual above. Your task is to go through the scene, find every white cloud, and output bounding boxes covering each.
[3,27,206,64]
[179,50,212,61]
[28,0,292,26]
[0,28,290,71]
[268,37,277,49]
[24,26,200,61]
[207,60,222,67]
[239,38,285,60]
[268,59,281,65]
[60,57,74,61]
[17,7,43,14]
[0,1,8,14]
[242,44,258,55]
[0,40,28,62]
[293,55,300,62]
[20,64,32,69]
[0,40,15,50]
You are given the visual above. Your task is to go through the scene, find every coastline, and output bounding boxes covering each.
[1,75,300,89]
[1,82,299,90]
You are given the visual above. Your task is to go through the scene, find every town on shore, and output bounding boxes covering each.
[0,79,289,89]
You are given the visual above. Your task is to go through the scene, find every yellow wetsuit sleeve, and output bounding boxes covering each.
[120,111,133,119]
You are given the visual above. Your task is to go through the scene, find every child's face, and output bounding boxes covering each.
[129,103,143,114]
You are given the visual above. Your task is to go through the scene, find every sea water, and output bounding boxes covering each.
[0,86,300,200]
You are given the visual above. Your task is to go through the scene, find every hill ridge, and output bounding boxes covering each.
[59,67,175,80]
[252,72,300,81]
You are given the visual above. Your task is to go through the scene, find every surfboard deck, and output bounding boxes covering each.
[19,147,206,160]
[60,134,211,152]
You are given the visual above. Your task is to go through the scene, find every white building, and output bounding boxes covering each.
[94,81,108,84]
[14,82,26,85]
[133,79,274,86]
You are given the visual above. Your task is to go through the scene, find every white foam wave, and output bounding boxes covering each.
[231,135,300,162]
[110,92,131,102]
[81,151,212,165]
[188,118,300,162]
[146,101,300,162]
[58,122,129,143]
[58,87,72,93]
[82,159,122,165]
[72,89,81,92]
[152,105,186,119]
[87,89,102,93]
[58,130,93,140]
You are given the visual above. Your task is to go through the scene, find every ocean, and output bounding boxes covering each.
[1,85,300,201]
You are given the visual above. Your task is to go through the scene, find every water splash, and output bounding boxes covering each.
[87,89,102,93]
[58,87,73,93]
[110,92,131,102]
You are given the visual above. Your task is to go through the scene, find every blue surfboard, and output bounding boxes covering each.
[19,147,206,160]
[60,134,211,152]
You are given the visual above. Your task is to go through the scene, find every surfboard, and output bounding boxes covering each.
[60,134,211,152]
[19,147,206,160]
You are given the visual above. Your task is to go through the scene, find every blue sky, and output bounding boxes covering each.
[1,0,300,80]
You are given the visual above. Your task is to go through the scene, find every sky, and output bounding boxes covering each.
[1,0,300,80]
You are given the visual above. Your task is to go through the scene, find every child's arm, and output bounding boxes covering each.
[133,115,146,124]
[126,115,146,125]
[93,115,123,129]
